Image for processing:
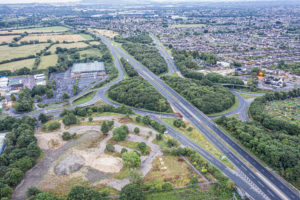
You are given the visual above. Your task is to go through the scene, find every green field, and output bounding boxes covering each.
[0,58,35,71]
[0,43,50,61]
[38,54,58,69]
[79,48,102,59]
[48,42,89,53]
[0,26,68,34]
[80,34,94,40]
[73,91,96,106]
[265,97,300,125]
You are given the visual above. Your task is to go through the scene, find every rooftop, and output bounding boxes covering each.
[71,61,105,73]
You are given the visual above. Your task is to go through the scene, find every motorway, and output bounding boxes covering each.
[100,35,300,200]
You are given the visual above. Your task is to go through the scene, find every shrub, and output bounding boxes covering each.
[62,132,72,141]
[134,127,140,134]
[88,117,93,122]
[167,139,178,147]
[162,182,173,191]
[121,148,128,154]
[187,127,193,132]
[156,134,162,141]
[26,186,42,198]
[47,121,61,131]
[106,144,115,152]
[122,152,141,168]
[120,184,144,200]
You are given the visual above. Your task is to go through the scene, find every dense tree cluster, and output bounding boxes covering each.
[162,76,235,114]
[115,32,153,44]
[0,116,41,199]
[199,52,219,65]
[108,77,172,113]
[120,58,138,77]
[13,88,34,112]
[249,89,300,135]
[216,116,300,186]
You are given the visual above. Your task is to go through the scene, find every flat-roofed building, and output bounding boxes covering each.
[71,61,105,78]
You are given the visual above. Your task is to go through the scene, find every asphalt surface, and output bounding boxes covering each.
[101,36,300,200]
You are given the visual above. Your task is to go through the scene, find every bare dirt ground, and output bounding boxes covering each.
[13,115,166,199]
[19,34,86,43]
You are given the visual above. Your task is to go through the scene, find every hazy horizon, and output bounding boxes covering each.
[0,0,289,4]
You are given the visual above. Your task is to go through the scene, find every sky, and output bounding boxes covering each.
[0,0,283,3]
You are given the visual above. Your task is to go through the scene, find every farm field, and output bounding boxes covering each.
[90,29,119,38]
[89,41,101,45]
[48,42,89,53]
[0,26,69,34]
[79,48,102,59]
[0,58,35,71]
[80,33,94,40]
[0,35,18,43]
[0,43,49,61]
[19,34,87,43]
[265,97,300,125]
[38,54,58,69]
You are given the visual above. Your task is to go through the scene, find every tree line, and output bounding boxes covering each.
[120,57,138,77]
[116,33,168,75]
[108,77,172,113]
[0,116,41,200]
[162,76,235,114]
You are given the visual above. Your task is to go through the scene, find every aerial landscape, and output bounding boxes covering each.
[0,0,299,200]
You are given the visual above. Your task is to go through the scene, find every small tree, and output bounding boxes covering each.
[167,139,178,148]
[122,152,141,168]
[88,117,93,122]
[62,92,69,100]
[156,134,162,141]
[135,116,141,123]
[10,94,16,101]
[120,184,144,200]
[121,148,128,154]
[101,121,109,135]
[26,186,42,198]
[47,121,61,131]
[138,142,146,155]
[129,169,143,186]
[134,127,140,134]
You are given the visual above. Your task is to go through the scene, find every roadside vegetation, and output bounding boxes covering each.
[216,89,300,189]
[108,77,172,113]
[115,33,168,75]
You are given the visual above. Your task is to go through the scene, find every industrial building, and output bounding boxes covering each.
[71,61,105,78]
[34,74,46,85]
[9,79,23,92]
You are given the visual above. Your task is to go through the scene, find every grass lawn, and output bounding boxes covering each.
[0,58,35,71]
[240,93,260,99]
[38,54,58,69]
[207,96,239,116]
[107,139,151,155]
[145,186,238,200]
[73,91,97,106]
[48,42,89,53]
[0,43,50,61]
[144,155,204,187]
[80,34,94,40]
[162,118,234,169]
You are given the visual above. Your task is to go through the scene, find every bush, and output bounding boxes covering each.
[113,125,129,141]
[189,177,198,185]
[101,121,109,135]
[134,127,140,134]
[106,144,115,152]
[138,142,147,154]
[156,134,162,141]
[120,183,144,200]
[26,186,42,198]
[167,139,178,147]
[122,152,141,168]
[62,132,72,141]
[187,127,193,132]
[121,148,128,154]
[47,121,61,131]
[88,117,93,122]
[162,182,173,191]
